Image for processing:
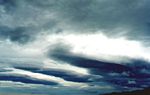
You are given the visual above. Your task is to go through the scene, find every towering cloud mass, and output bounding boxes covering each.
[0,0,150,95]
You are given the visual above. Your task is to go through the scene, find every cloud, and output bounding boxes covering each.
[46,33,150,62]
[60,0,150,40]
[0,26,32,44]
[1,0,150,43]
[14,66,91,83]
[0,68,89,87]
[48,41,150,88]
[0,75,58,85]
[48,48,130,74]
[1,0,150,94]
[0,0,59,44]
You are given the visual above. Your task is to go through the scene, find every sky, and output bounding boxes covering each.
[0,0,150,95]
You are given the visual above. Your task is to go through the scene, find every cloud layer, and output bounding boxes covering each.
[0,0,150,95]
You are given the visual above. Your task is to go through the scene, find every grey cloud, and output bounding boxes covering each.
[0,1,150,94]
[0,0,59,34]
[14,66,92,83]
[29,0,150,41]
[55,0,150,36]
[0,75,58,86]
[0,0,62,44]
[48,45,150,88]
[51,50,150,79]
[0,0,17,12]
[1,0,150,44]
[0,26,32,44]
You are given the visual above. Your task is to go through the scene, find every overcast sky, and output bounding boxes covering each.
[0,0,150,95]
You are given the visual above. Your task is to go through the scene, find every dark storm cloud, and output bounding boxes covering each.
[2,1,150,94]
[1,0,150,44]
[53,0,150,39]
[0,0,59,44]
[106,77,150,88]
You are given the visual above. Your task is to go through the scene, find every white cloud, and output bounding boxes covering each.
[43,59,90,75]
[46,32,150,62]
